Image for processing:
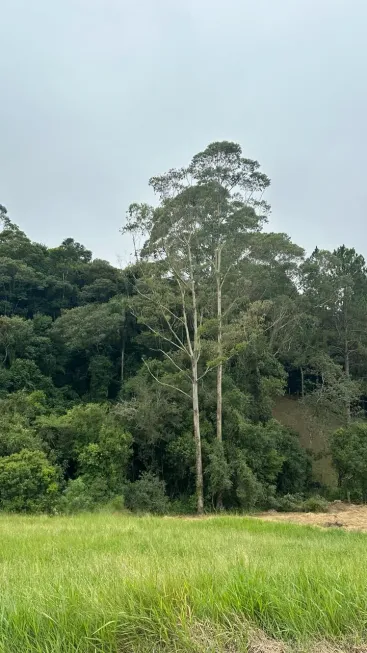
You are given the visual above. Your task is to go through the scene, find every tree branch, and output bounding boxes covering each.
[153,348,192,380]
[143,359,191,398]
[141,319,189,354]
[197,365,217,381]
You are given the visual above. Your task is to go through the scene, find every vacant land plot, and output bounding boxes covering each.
[0,513,366,652]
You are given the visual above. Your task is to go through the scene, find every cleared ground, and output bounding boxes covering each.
[0,513,366,651]
[258,503,367,532]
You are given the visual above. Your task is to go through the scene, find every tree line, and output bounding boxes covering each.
[0,141,366,514]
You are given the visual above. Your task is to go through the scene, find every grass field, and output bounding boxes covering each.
[0,514,366,652]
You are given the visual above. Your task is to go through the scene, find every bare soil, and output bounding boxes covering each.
[257,502,367,532]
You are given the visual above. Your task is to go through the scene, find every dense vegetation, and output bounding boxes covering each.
[1,141,367,513]
[0,513,365,652]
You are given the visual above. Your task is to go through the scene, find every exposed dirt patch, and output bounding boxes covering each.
[310,646,367,653]
[257,503,367,532]
[247,631,287,652]
[249,636,367,652]
[191,626,367,652]
[166,504,367,532]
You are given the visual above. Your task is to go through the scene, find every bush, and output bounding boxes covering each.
[169,494,197,515]
[235,454,264,511]
[125,472,169,514]
[273,493,329,513]
[103,495,125,513]
[38,404,132,490]
[227,419,312,502]
[206,441,232,507]
[59,476,128,514]
[78,422,132,495]
[274,427,313,495]
[0,449,59,513]
[274,493,304,512]
[302,495,328,513]
[330,422,367,501]
[59,478,95,514]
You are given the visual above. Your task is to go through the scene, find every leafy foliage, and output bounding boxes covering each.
[125,472,169,514]
[0,449,59,513]
[330,423,367,500]
[58,477,95,514]
[0,142,367,513]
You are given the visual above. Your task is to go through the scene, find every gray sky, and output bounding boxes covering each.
[1,0,366,263]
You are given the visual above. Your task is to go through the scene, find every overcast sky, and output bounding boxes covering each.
[1,0,366,263]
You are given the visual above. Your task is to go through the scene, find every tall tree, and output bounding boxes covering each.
[188,141,271,447]
[124,186,219,514]
[301,246,367,422]
[123,142,305,511]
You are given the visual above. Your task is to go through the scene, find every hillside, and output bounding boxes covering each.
[273,396,339,487]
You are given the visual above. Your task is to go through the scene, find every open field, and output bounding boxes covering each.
[0,514,367,652]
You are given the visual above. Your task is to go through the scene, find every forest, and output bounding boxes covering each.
[1,141,366,515]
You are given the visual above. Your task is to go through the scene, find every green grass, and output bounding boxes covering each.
[0,513,365,651]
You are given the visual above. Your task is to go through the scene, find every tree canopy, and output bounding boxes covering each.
[0,142,366,513]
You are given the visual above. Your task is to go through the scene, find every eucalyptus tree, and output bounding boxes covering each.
[123,183,214,513]
[188,141,271,446]
[123,141,304,511]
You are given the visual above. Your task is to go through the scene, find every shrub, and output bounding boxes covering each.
[274,493,304,512]
[78,420,131,495]
[103,495,125,513]
[274,494,329,513]
[0,449,59,513]
[302,495,328,513]
[233,420,284,488]
[235,454,264,511]
[125,472,169,514]
[59,478,95,514]
[60,478,126,514]
[228,419,312,499]
[330,422,367,501]
[38,404,132,496]
[169,494,197,515]
[206,441,232,507]
[274,427,313,495]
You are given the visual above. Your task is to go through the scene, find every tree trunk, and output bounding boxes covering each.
[216,268,223,443]
[188,254,204,516]
[345,339,351,424]
[216,249,224,510]
[120,332,125,388]
[300,366,305,398]
[192,360,204,515]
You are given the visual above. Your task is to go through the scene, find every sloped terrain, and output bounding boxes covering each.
[273,396,340,486]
